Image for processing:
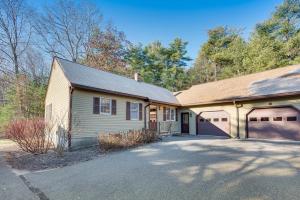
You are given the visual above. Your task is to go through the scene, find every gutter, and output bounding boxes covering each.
[233,100,243,139]
[73,84,181,107]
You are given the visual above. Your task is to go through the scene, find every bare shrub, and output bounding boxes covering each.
[98,129,157,151]
[5,118,52,154]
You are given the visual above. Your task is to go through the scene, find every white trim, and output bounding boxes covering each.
[100,97,112,115]
[130,102,139,121]
[166,107,176,121]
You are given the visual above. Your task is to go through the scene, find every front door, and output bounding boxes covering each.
[149,105,157,131]
[181,113,189,134]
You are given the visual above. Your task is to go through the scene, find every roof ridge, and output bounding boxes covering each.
[54,57,171,92]
[190,64,300,88]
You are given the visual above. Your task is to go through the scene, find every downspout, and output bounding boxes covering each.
[68,86,74,148]
[144,102,151,131]
[233,100,243,139]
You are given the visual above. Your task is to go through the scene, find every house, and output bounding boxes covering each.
[45,57,300,148]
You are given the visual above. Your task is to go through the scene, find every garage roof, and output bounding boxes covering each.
[176,64,300,106]
[56,57,180,106]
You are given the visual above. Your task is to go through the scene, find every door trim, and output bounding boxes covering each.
[181,112,190,134]
[245,105,300,139]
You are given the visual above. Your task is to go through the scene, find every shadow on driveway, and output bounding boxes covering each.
[24,136,300,200]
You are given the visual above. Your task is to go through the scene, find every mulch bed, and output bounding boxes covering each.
[5,146,103,171]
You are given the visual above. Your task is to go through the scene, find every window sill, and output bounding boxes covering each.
[100,112,111,116]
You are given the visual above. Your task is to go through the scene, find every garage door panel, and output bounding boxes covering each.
[198,111,230,137]
[247,107,300,140]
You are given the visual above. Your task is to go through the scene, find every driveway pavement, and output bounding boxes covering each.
[1,137,300,200]
[0,140,38,200]
[16,136,300,200]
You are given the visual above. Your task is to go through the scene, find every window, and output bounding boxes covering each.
[206,118,211,122]
[170,109,175,121]
[221,118,228,122]
[100,97,111,114]
[261,117,269,121]
[213,118,219,122]
[130,102,139,120]
[166,108,170,121]
[287,116,297,121]
[165,107,175,121]
[249,117,257,122]
[199,118,205,122]
[273,117,282,121]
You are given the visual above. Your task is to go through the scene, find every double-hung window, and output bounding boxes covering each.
[100,97,111,115]
[170,109,175,121]
[130,102,139,120]
[165,107,175,121]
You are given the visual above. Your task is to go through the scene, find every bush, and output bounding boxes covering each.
[98,130,157,151]
[5,118,52,154]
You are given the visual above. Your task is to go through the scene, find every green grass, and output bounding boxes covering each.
[0,104,14,137]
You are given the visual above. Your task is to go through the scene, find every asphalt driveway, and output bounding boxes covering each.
[7,136,300,200]
[0,140,38,200]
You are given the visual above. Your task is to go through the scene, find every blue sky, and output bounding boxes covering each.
[91,0,283,63]
[32,0,283,65]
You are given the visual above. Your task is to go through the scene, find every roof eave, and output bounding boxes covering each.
[180,91,300,107]
[72,83,181,106]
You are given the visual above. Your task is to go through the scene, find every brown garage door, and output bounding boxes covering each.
[197,111,230,137]
[247,107,300,140]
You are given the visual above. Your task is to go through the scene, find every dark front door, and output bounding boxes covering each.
[149,105,157,131]
[181,113,189,134]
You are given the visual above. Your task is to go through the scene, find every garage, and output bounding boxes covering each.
[197,111,230,137]
[247,107,300,140]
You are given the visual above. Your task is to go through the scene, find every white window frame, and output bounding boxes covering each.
[100,97,112,115]
[166,107,175,121]
[170,108,175,121]
[130,102,139,121]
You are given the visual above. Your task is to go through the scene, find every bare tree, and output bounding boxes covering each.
[84,25,131,75]
[23,47,48,85]
[0,0,32,77]
[0,0,33,117]
[34,0,102,62]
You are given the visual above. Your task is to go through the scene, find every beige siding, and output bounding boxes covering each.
[45,60,70,142]
[179,97,300,138]
[71,90,147,137]
[71,90,180,137]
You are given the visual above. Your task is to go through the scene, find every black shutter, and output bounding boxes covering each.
[126,102,130,120]
[93,97,100,114]
[163,107,166,121]
[139,103,143,121]
[176,108,178,121]
[111,99,117,115]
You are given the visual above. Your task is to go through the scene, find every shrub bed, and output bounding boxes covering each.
[98,130,158,151]
[5,118,52,154]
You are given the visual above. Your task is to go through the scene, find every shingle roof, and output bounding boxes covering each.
[176,64,300,106]
[55,57,180,105]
